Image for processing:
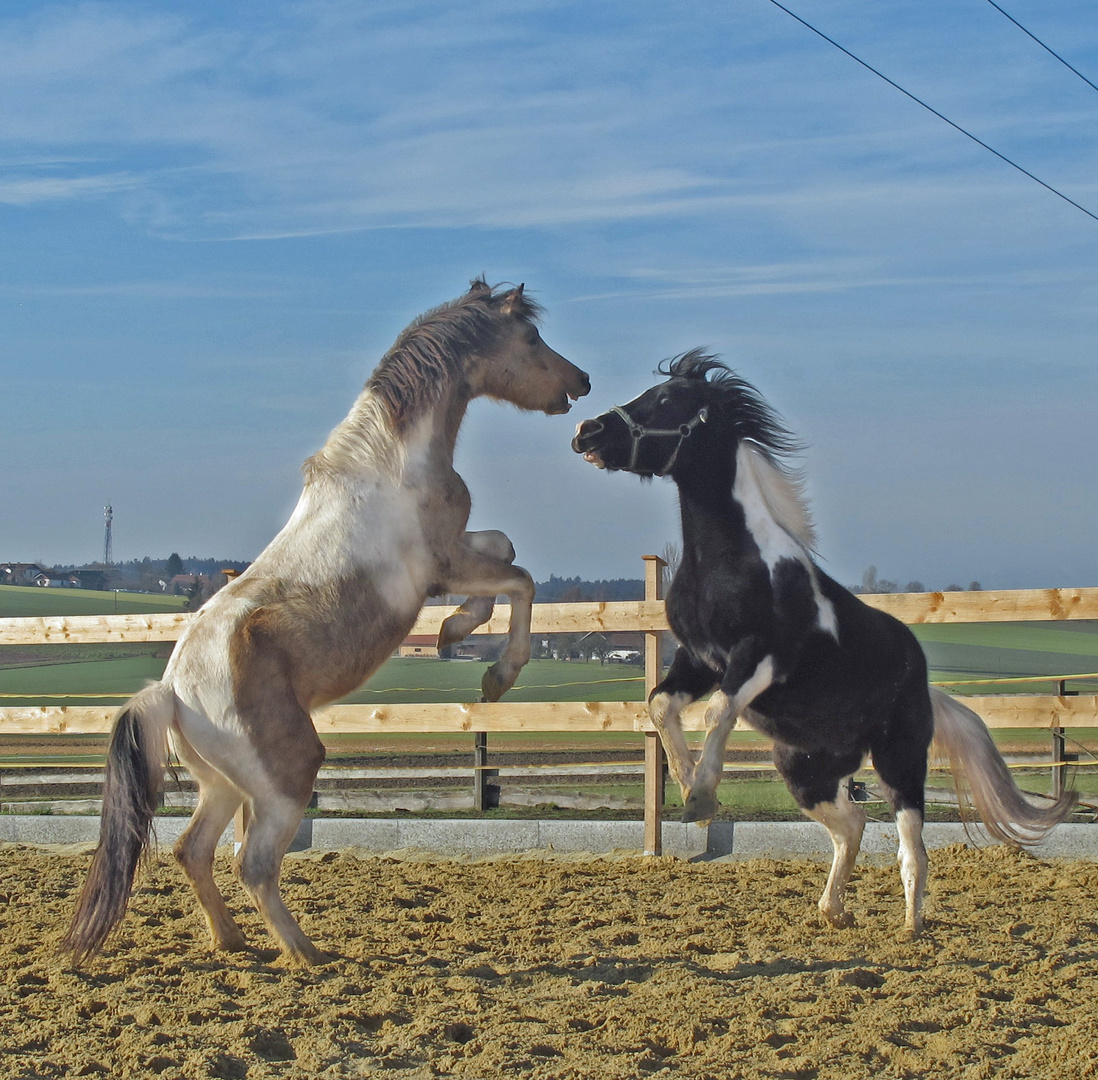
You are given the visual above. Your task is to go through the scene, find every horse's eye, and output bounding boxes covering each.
[657,395,672,408]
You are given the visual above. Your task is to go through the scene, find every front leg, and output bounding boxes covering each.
[438,531,534,702]
[684,636,774,826]
[437,532,516,650]
[648,646,719,795]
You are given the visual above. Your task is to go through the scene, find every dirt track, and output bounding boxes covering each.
[2,842,1097,1079]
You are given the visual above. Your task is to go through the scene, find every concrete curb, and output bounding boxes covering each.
[2,815,1097,861]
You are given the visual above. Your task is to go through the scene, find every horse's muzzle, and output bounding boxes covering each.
[571,417,607,468]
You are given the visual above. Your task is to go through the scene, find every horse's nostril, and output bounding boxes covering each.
[572,417,603,453]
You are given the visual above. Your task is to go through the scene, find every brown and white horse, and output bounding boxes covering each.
[62,279,589,966]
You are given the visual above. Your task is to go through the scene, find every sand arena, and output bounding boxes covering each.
[1,842,1097,1079]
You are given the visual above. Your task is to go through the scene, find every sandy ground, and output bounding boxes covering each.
[1,842,1097,1080]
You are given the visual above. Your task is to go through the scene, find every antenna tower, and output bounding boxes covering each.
[104,504,113,565]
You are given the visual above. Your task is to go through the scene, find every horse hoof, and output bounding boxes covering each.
[481,662,519,703]
[213,934,249,954]
[280,945,332,968]
[436,619,462,650]
[681,790,718,824]
[820,910,855,930]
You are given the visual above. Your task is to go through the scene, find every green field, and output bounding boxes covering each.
[0,584,188,618]
[2,590,1096,782]
[3,604,1095,705]
[912,621,1098,693]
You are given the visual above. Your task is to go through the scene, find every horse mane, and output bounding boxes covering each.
[737,440,818,554]
[662,349,817,551]
[306,279,543,480]
[369,277,542,431]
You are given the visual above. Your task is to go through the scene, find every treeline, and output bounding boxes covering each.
[851,566,982,595]
[56,555,251,597]
[534,575,644,602]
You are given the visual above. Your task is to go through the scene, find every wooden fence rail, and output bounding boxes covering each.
[2,565,1097,853]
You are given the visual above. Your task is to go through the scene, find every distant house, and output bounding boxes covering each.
[32,569,80,588]
[71,569,107,591]
[1,563,49,586]
[398,635,440,659]
[396,634,501,660]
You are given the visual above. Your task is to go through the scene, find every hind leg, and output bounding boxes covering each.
[171,735,248,952]
[774,744,866,928]
[893,807,927,937]
[872,720,931,937]
[236,789,327,966]
[174,778,248,952]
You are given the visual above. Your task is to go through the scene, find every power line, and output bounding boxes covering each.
[762,0,1098,224]
[985,0,1098,97]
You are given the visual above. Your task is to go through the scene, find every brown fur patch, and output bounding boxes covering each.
[227,571,415,801]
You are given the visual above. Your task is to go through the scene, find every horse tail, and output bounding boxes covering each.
[60,681,175,964]
[929,686,1074,847]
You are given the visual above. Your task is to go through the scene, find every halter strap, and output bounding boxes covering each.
[609,403,709,475]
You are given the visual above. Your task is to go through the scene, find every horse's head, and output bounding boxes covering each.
[572,349,723,477]
[467,283,590,415]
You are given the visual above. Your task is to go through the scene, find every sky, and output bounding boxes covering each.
[2,0,1096,590]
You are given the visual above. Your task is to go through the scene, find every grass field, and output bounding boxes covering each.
[912,621,1098,693]
[0,584,187,617]
[2,590,1097,791]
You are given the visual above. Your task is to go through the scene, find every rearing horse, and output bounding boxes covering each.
[63,279,589,966]
[573,350,1073,936]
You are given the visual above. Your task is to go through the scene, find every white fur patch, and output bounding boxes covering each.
[733,442,838,641]
[263,430,436,619]
[731,655,775,715]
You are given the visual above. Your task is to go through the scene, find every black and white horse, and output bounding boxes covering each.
[573,350,1073,935]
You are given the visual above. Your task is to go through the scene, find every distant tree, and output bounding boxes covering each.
[945,583,964,592]
[584,633,611,664]
[661,542,681,581]
[165,553,184,578]
[968,581,983,591]
[904,581,925,594]
[860,566,878,594]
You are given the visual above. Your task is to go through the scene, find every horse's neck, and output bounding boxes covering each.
[309,388,467,484]
[675,466,752,563]
[676,441,816,567]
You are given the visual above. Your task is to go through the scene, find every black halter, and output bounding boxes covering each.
[609,403,709,476]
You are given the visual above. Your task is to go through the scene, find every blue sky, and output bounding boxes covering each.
[2,0,1096,589]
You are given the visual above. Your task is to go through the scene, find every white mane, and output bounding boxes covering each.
[737,439,817,553]
[304,390,408,483]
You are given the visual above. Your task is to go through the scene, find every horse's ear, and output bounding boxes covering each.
[499,283,525,315]
[468,277,491,295]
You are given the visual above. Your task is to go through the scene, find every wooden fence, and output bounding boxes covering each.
[2,560,1097,854]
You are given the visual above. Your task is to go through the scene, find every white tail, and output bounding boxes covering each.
[930,686,1074,847]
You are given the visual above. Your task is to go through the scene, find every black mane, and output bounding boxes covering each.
[659,348,802,460]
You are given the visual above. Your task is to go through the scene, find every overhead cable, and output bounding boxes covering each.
[762,0,1098,224]
[985,0,1098,97]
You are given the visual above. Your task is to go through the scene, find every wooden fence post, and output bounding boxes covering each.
[1053,679,1078,800]
[642,555,667,856]
[473,731,490,810]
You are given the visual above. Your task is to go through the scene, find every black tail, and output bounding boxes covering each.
[930,687,1075,847]
[59,683,173,964]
